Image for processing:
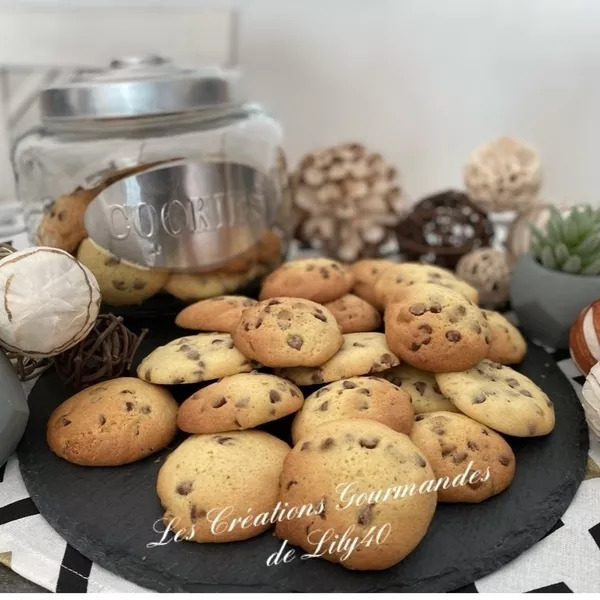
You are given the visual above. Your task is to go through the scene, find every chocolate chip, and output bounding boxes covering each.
[467,440,479,451]
[140,405,152,415]
[472,323,482,334]
[415,381,426,395]
[312,371,324,384]
[244,322,251,331]
[320,267,330,279]
[286,480,298,490]
[528,423,537,435]
[320,437,334,450]
[432,426,446,435]
[124,401,134,411]
[445,330,461,342]
[319,401,329,411]
[380,353,395,365]
[144,369,152,381]
[343,380,357,389]
[419,324,433,334]
[306,264,315,271]
[358,387,371,396]
[520,389,533,397]
[441,444,457,457]
[546,398,553,407]
[133,279,146,290]
[185,349,201,361]
[415,414,426,421]
[410,342,421,351]
[433,384,442,394]
[214,436,234,445]
[172,377,185,384]
[430,303,442,313]
[98,415,106,426]
[287,334,303,350]
[120,389,134,395]
[499,455,511,466]
[409,303,426,316]
[212,397,227,408]
[190,506,207,521]
[353,342,365,347]
[415,453,427,467]
[472,393,487,404]
[357,504,374,526]
[313,312,327,322]
[506,378,519,388]
[457,305,467,315]
[301,442,311,451]
[104,255,120,266]
[358,401,369,410]
[359,437,379,449]
[234,417,242,428]
[268,299,282,305]
[112,280,127,290]
[60,417,72,427]
[177,481,193,495]
[468,479,483,490]
[485,335,491,344]
[278,309,293,320]
[235,398,249,408]
[490,362,503,369]
[452,452,468,464]
[316,387,329,398]
[269,390,281,403]
[481,428,490,435]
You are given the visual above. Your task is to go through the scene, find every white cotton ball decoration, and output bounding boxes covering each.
[0,247,101,358]
[582,362,600,439]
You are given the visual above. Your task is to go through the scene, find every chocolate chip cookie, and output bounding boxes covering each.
[259,258,354,304]
[157,431,290,542]
[435,359,555,437]
[77,237,169,305]
[291,376,413,444]
[47,377,178,466]
[137,333,255,385]
[277,332,399,385]
[384,283,490,372]
[483,310,527,364]
[276,418,437,570]
[410,411,516,502]
[232,297,343,368]
[350,259,395,307]
[324,293,382,333]
[175,296,257,333]
[377,364,458,414]
[178,373,303,433]
[374,263,479,308]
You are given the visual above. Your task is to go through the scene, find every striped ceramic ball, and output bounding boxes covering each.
[570,300,600,375]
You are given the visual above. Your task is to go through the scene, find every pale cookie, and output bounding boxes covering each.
[157,431,290,543]
[276,419,437,570]
[435,359,555,437]
[324,293,382,333]
[377,364,458,414]
[374,263,479,307]
[259,258,354,304]
[277,332,399,385]
[483,310,527,364]
[350,259,395,307]
[291,376,413,444]
[178,373,303,433]
[385,283,490,372]
[175,296,257,333]
[410,411,516,503]
[77,238,169,306]
[137,333,256,385]
[47,377,177,466]
[232,297,343,368]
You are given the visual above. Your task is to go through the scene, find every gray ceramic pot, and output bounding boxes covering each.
[0,350,28,465]
[510,253,600,350]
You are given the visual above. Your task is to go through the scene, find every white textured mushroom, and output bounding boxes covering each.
[582,362,600,438]
[0,247,101,358]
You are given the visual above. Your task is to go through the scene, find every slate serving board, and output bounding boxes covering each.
[17,318,589,593]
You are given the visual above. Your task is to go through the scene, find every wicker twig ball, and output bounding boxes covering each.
[463,137,541,212]
[54,313,147,390]
[292,142,404,261]
[456,248,512,308]
[395,190,493,269]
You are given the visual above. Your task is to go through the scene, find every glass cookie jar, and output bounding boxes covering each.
[12,56,290,309]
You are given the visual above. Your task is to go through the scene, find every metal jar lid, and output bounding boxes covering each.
[40,55,243,120]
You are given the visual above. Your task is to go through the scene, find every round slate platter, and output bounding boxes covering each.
[18,318,589,593]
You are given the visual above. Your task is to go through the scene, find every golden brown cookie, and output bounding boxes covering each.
[178,373,303,433]
[77,238,169,305]
[374,263,479,308]
[377,364,458,414]
[137,333,256,385]
[385,283,490,372]
[259,258,354,303]
[47,377,177,466]
[436,359,555,437]
[175,296,257,333]
[277,332,399,385]
[36,187,101,253]
[291,376,413,444]
[276,419,437,570]
[350,259,395,307]
[324,293,382,333]
[410,411,516,502]
[157,431,290,542]
[483,310,527,364]
[232,297,343,368]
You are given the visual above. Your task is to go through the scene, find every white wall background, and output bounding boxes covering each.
[5,0,600,206]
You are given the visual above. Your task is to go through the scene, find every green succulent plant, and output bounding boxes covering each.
[529,205,600,275]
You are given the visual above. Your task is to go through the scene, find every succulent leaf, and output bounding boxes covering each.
[554,243,570,266]
[582,258,600,276]
[540,245,557,269]
[562,255,582,273]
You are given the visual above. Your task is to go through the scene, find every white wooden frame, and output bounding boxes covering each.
[0,7,237,203]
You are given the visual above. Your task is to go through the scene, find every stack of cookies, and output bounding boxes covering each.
[46,255,556,572]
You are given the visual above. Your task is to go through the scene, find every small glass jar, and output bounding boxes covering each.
[12,56,290,310]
